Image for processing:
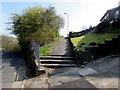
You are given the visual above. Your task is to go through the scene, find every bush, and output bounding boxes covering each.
[8,6,64,76]
[89,42,96,46]
[111,20,120,28]
[9,6,64,45]
[96,21,110,33]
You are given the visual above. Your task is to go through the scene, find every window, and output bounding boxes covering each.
[115,10,119,15]
[110,20,114,24]
[104,16,107,19]
[104,13,109,20]
[106,13,109,17]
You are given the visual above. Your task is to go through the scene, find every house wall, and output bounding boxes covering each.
[118,8,120,19]
[109,10,115,21]
[114,8,120,20]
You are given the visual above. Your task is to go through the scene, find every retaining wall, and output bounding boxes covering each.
[68,35,120,65]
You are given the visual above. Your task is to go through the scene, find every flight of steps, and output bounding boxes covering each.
[40,56,77,67]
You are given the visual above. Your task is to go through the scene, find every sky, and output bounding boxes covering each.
[1,0,120,37]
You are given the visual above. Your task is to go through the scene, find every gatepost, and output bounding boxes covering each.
[30,41,40,71]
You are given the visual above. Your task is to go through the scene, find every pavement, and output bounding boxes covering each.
[1,51,26,89]
[23,38,120,89]
[23,55,119,89]
[50,38,73,56]
[79,55,120,88]
[24,66,97,88]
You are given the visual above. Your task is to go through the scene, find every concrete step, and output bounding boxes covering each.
[39,66,46,71]
[40,63,77,67]
[40,56,74,60]
[41,59,75,62]
[40,59,76,64]
[50,54,73,57]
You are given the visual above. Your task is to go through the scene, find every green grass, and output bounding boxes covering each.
[40,44,54,56]
[71,33,119,51]
[40,38,59,56]
[1,35,21,51]
[71,36,85,46]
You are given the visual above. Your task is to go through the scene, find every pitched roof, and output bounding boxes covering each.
[100,6,120,21]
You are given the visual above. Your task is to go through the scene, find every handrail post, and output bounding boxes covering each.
[30,41,40,71]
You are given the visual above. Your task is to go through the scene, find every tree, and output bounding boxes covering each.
[8,6,64,76]
[9,6,64,44]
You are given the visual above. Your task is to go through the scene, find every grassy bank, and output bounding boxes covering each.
[1,35,21,51]
[71,33,119,51]
[40,44,54,56]
[40,38,59,56]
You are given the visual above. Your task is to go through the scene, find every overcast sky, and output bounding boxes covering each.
[1,0,120,37]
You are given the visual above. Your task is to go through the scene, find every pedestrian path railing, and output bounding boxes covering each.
[30,41,40,70]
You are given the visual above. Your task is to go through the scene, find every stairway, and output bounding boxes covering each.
[38,38,77,68]
[40,56,77,67]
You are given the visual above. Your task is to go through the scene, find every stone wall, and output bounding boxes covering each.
[20,42,38,77]
[68,35,120,65]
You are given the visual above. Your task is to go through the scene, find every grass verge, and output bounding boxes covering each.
[71,33,119,51]
[40,44,54,56]
[40,38,59,56]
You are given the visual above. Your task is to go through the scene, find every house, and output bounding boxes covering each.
[100,6,120,23]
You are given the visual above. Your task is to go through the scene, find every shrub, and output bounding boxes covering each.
[89,42,96,46]
[8,6,64,76]
[96,21,110,33]
[111,20,120,28]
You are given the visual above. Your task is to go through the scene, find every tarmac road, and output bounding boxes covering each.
[0,51,26,88]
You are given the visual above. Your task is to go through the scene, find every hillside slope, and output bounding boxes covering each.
[71,33,119,51]
[0,35,21,51]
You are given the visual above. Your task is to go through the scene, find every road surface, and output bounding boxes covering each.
[0,51,26,88]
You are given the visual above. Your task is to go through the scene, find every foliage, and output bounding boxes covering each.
[95,20,120,33]
[95,25,120,34]
[40,44,54,56]
[101,27,120,33]
[1,35,21,51]
[111,20,120,28]
[40,38,59,56]
[71,33,119,51]
[21,42,37,77]
[71,36,85,46]
[69,31,76,34]
[7,6,64,76]
[9,6,64,45]
[96,21,110,33]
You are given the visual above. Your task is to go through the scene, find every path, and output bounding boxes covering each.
[40,38,76,67]
[50,38,73,56]
[24,38,98,88]
[1,51,26,88]
[24,55,119,88]
[23,38,119,89]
